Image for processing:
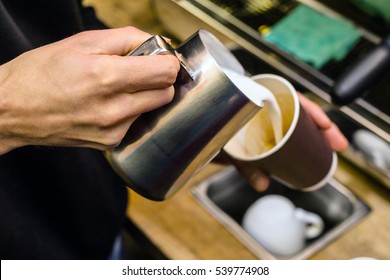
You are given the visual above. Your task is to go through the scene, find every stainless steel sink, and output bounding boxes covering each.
[191,166,371,259]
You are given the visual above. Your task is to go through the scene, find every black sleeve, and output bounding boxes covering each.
[78,0,108,30]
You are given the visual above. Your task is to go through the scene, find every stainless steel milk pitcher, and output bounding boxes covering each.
[105,30,263,200]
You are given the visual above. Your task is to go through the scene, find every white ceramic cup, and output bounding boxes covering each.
[352,129,390,171]
[242,195,324,256]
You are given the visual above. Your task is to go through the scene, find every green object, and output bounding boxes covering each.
[352,0,390,22]
[264,5,361,68]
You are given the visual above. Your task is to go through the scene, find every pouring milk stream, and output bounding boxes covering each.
[223,68,283,154]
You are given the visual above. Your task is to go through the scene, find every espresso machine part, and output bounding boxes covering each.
[331,35,390,105]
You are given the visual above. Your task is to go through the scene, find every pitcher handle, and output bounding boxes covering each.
[127,35,194,80]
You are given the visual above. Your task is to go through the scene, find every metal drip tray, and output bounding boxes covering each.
[191,166,371,259]
[325,108,390,187]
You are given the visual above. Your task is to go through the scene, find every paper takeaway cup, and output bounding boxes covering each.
[224,74,337,191]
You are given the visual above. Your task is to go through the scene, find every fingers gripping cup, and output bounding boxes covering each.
[224,74,337,191]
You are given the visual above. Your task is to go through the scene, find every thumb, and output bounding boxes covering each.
[231,159,270,192]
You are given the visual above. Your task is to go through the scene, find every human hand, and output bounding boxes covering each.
[297,94,348,151]
[0,27,180,155]
[231,93,349,192]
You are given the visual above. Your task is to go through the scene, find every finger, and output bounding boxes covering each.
[231,159,270,192]
[298,94,331,130]
[322,123,349,152]
[113,86,175,117]
[298,95,349,151]
[69,26,153,55]
[69,86,175,149]
[67,27,180,93]
[98,54,180,92]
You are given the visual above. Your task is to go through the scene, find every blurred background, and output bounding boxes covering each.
[81,0,390,260]
[84,0,162,33]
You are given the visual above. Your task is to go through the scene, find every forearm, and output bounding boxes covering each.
[0,60,32,155]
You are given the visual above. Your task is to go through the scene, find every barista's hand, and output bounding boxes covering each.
[0,27,180,155]
[232,93,349,192]
[298,94,348,151]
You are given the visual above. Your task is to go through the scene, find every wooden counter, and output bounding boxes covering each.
[126,159,390,260]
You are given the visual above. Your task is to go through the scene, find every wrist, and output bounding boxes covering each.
[0,63,23,155]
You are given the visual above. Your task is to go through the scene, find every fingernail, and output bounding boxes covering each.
[250,172,269,192]
[162,36,172,43]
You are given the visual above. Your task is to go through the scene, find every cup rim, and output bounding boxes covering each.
[225,74,300,160]
[198,30,265,108]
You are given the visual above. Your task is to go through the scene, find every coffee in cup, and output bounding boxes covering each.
[224,74,337,191]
